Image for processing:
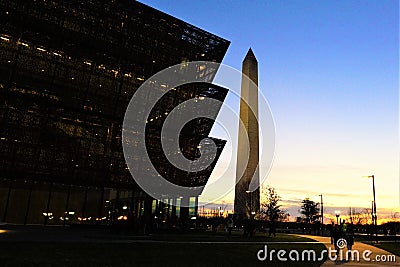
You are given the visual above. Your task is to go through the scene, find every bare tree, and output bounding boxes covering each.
[391,211,399,221]
[348,208,373,225]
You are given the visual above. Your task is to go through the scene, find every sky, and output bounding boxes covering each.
[140,0,399,222]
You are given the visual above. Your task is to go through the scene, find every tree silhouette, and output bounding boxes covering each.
[299,198,320,224]
[260,186,288,222]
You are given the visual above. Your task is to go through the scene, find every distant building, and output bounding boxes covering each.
[0,0,229,226]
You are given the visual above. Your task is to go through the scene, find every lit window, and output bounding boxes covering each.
[19,42,29,47]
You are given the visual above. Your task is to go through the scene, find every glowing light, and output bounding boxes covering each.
[0,36,10,42]
[84,61,92,66]
[137,77,144,81]
[111,69,118,77]
[122,205,128,210]
[37,47,46,52]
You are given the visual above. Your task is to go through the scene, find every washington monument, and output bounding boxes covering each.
[234,48,260,218]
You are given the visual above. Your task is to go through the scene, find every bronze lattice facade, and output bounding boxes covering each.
[0,0,229,226]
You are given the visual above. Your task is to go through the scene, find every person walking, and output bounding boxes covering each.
[346,223,355,250]
[226,216,234,237]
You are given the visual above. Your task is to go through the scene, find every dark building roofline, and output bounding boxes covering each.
[137,0,230,46]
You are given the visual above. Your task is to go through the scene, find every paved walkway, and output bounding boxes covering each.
[296,235,399,266]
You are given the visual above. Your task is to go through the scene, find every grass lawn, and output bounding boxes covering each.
[0,233,327,267]
[363,241,400,257]
[148,231,314,242]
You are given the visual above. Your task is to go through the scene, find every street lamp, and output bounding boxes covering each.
[219,207,224,217]
[363,175,378,243]
[318,194,324,235]
[335,210,340,225]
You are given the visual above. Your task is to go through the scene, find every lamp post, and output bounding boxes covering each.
[319,194,323,235]
[363,175,378,243]
[219,207,224,218]
[335,210,340,225]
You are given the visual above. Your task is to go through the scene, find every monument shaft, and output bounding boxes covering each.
[234,49,260,218]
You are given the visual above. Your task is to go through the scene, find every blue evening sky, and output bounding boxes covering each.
[140,0,399,218]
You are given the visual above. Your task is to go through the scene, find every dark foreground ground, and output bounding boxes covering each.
[363,241,400,257]
[0,225,327,267]
[350,234,400,257]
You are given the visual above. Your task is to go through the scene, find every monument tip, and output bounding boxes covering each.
[244,48,257,62]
